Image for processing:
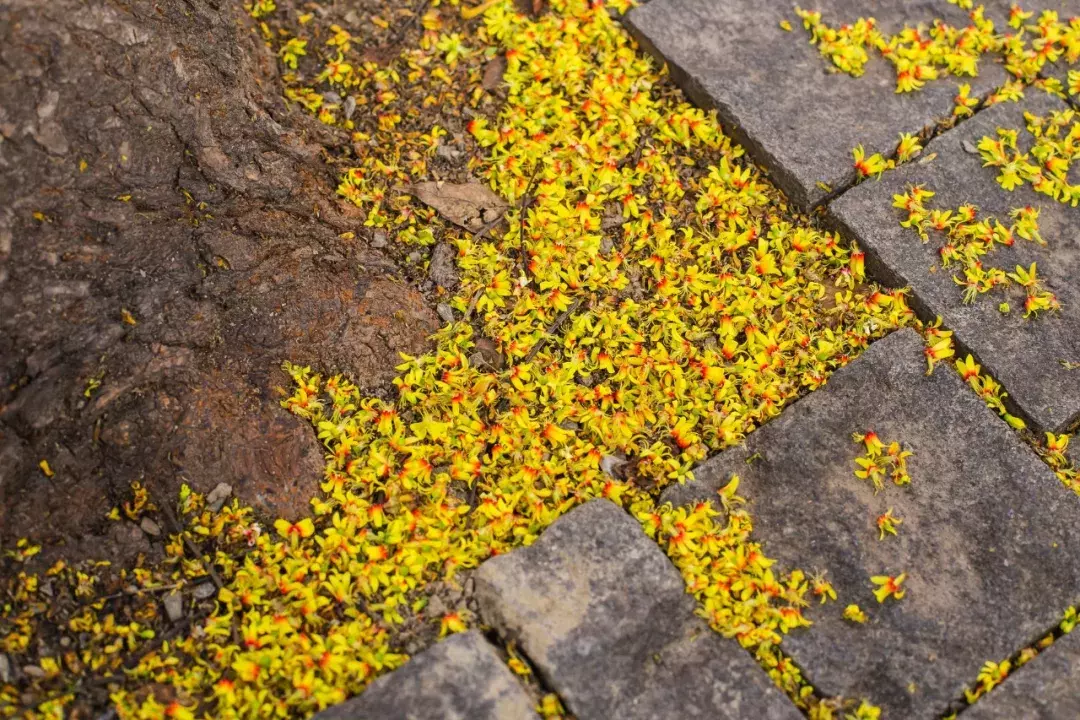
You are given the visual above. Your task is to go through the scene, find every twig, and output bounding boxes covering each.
[470,214,505,243]
[467,479,480,512]
[96,582,185,603]
[153,493,225,592]
[386,0,430,48]
[524,298,583,363]
[463,286,484,322]
[120,615,194,671]
[516,165,543,279]
[147,483,237,645]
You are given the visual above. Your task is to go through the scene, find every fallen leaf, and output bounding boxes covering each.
[482,55,507,91]
[408,181,508,231]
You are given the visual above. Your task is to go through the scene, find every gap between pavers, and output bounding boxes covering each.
[473,499,802,720]
[961,628,1080,720]
[624,0,1006,209]
[310,630,540,720]
[661,327,1080,718]
[828,91,1080,434]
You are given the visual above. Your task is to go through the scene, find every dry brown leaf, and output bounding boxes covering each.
[408,181,508,231]
[482,55,507,91]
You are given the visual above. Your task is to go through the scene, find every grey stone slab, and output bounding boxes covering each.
[829,92,1080,433]
[977,1,1080,29]
[661,328,1080,719]
[974,1,1080,112]
[312,631,539,720]
[474,499,801,720]
[624,0,1007,208]
[963,629,1080,720]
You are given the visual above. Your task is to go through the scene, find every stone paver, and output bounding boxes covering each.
[978,0,1080,25]
[474,500,801,720]
[829,92,1080,433]
[624,0,1005,208]
[962,628,1080,719]
[661,328,1080,719]
[312,631,539,720]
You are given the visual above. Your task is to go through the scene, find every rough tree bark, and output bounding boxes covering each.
[0,0,439,563]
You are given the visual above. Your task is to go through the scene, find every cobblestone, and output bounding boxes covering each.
[474,500,800,720]
[624,0,1005,208]
[661,328,1080,718]
[311,631,539,720]
[963,629,1080,720]
[829,92,1080,433]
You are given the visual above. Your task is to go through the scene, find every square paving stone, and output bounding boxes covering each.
[979,1,1080,28]
[661,328,1080,719]
[829,91,1080,433]
[624,0,1007,208]
[474,499,802,720]
[311,631,539,720]
[962,628,1080,720]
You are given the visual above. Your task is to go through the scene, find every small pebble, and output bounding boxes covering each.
[140,517,161,537]
[426,595,447,617]
[206,482,233,512]
[600,454,628,477]
[436,143,460,161]
[322,91,342,104]
[472,337,504,370]
[22,665,45,679]
[371,230,389,249]
[343,96,356,120]
[0,654,10,684]
[163,591,184,622]
[428,243,460,289]
[436,303,455,323]
[193,582,216,600]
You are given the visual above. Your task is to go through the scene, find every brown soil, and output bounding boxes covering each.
[0,0,439,566]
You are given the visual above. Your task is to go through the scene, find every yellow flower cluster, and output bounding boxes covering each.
[851,133,923,181]
[961,605,1077,707]
[1040,431,1079,493]
[642,478,814,702]
[914,319,1031,435]
[5,1,916,718]
[954,354,1029,431]
[1,483,263,719]
[892,184,1060,318]
[979,109,1080,205]
[852,430,913,491]
[262,0,909,699]
[795,4,1080,93]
